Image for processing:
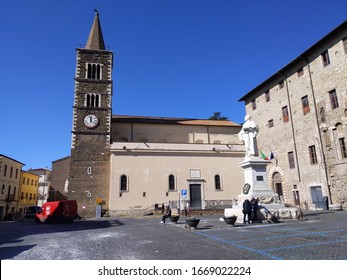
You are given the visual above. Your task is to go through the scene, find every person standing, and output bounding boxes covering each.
[250,197,259,222]
[242,199,252,224]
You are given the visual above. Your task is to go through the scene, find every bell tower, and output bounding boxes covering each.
[68,11,113,217]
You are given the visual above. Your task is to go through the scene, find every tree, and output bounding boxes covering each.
[208,112,228,120]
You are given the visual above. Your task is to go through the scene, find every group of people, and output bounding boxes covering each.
[242,197,258,224]
[161,198,278,225]
[243,197,279,224]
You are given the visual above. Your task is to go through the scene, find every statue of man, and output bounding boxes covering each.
[64,178,69,194]
[238,115,258,157]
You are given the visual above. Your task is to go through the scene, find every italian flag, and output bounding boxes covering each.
[260,150,269,160]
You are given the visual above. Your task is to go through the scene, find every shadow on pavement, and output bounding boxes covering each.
[0,219,124,259]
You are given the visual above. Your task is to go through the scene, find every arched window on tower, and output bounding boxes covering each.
[85,94,101,108]
[86,94,91,107]
[86,63,102,80]
[97,64,101,79]
[95,94,100,107]
[87,64,92,79]
[92,64,96,79]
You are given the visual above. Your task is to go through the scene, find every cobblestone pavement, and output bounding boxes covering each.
[188,210,347,260]
[0,210,346,260]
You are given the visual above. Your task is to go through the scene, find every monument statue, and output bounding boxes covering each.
[224,115,298,222]
[238,115,258,157]
[64,178,69,194]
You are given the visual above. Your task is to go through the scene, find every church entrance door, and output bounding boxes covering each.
[189,184,202,209]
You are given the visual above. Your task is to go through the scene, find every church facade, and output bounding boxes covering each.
[67,12,245,216]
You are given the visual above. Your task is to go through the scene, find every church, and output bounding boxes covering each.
[66,12,245,217]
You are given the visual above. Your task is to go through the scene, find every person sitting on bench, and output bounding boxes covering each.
[160,205,171,224]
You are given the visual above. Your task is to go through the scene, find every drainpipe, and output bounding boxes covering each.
[299,56,332,204]
[277,71,301,182]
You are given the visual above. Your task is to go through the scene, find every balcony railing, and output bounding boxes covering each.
[205,200,233,209]
[169,199,233,210]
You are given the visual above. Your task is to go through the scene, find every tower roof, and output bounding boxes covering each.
[85,10,106,50]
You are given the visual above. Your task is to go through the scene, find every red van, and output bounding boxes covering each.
[35,200,78,224]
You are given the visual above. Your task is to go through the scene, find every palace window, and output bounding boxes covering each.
[251,99,256,110]
[343,37,347,54]
[309,145,318,164]
[85,93,100,107]
[282,106,289,123]
[329,89,339,110]
[302,95,310,114]
[120,175,128,192]
[321,50,330,67]
[278,80,284,89]
[339,138,347,159]
[168,175,175,191]
[215,175,221,190]
[87,63,102,79]
[288,151,295,169]
[265,90,270,102]
[297,67,304,77]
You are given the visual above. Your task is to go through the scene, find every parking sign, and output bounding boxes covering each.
[181,189,187,198]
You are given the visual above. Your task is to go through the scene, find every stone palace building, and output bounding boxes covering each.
[239,20,347,210]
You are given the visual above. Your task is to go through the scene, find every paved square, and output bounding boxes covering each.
[0,210,346,260]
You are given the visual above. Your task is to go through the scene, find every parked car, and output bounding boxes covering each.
[24,206,42,218]
[35,200,78,224]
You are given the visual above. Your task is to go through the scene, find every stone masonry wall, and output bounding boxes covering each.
[243,27,347,209]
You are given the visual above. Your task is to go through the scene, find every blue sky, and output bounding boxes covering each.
[1,0,346,169]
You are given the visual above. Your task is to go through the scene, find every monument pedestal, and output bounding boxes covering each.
[224,156,298,222]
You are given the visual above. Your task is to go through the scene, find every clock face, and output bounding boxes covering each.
[83,114,99,128]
